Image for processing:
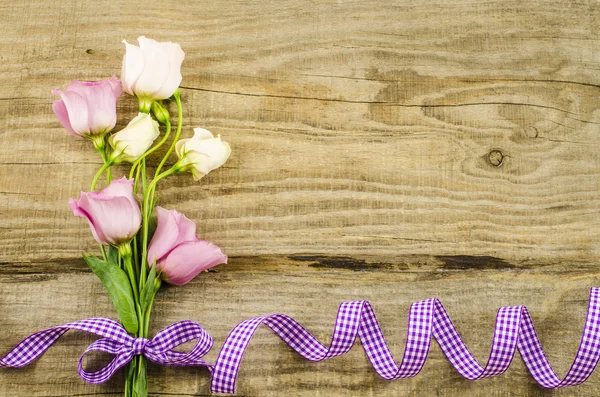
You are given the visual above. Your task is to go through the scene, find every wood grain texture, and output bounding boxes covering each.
[1,0,600,395]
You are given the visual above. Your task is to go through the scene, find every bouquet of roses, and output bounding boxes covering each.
[9,31,600,397]
[53,36,230,396]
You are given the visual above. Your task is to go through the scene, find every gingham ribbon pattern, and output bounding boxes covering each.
[2,289,600,393]
[0,317,213,383]
[210,287,600,393]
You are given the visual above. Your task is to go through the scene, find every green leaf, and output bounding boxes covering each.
[83,254,139,334]
[133,357,148,397]
[140,264,157,312]
[107,245,119,266]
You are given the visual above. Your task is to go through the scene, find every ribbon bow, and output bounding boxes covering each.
[2,288,600,393]
[0,318,213,383]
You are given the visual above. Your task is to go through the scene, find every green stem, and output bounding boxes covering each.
[142,278,161,336]
[140,167,176,283]
[133,162,142,196]
[90,161,113,191]
[154,92,182,178]
[141,159,147,195]
[137,93,183,284]
[104,150,112,184]
[128,279,160,397]
[133,355,147,397]
[129,161,138,181]
[139,160,149,289]
[132,235,139,271]
[121,240,145,397]
[119,243,142,321]
[91,135,112,188]
[100,245,108,261]
[139,97,152,113]
[95,145,112,183]
[122,97,178,397]
[143,301,153,336]
[124,365,133,396]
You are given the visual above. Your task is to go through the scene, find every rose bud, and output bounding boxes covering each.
[69,177,141,246]
[108,112,160,163]
[121,36,185,110]
[151,101,171,125]
[52,76,122,144]
[147,206,227,286]
[173,128,231,180]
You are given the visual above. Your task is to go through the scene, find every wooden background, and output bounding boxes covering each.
[1,0,600,395]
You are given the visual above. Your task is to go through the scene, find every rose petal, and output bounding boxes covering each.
[107,75,123,98]
[133,36,170,97]
[97,177,136,204]
[147,206,197,265]
[65,80,119,134]
[121,40,145,95]
[78,194,140,245]
[52,99,78,137]
[192,128,215,140]
[175,137,186,158]
[183,138,231,174]
[151,41,185,100]
[53,89,90,135]
[109,113,160,162]
[159,240,227,286]
[70,197,105,244]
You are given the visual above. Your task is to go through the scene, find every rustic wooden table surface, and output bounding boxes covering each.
[1,0,600,396]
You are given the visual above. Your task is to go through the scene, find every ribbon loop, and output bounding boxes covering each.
[209,288,600,393]
[78,337,133,383]
[143,320,214,367]
[0,317,213,385]
[3,289,600,394]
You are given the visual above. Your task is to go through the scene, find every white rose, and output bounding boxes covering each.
[121,36,185,101]
[109,113,160,163]
[174,128,231,180]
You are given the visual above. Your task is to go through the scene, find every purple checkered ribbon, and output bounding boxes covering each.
[210,287,600,393]
[2,289,600,393]
[0,317,213,383]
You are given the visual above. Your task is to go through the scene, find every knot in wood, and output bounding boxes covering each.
[488,150,504,167]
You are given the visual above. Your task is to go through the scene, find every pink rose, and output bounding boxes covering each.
[69,177,141,245]
[147,206,227,286]
[52,76,122,138]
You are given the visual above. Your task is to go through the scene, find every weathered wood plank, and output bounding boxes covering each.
[1,0,600,395]
[1,257,600,396]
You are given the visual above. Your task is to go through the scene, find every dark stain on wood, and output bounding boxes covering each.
[435,255,515,270]
[546,205,574,212]
[288,255,394,271]
[0,258,87,278]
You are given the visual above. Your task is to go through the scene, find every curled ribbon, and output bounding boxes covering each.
[2,288,600,393]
